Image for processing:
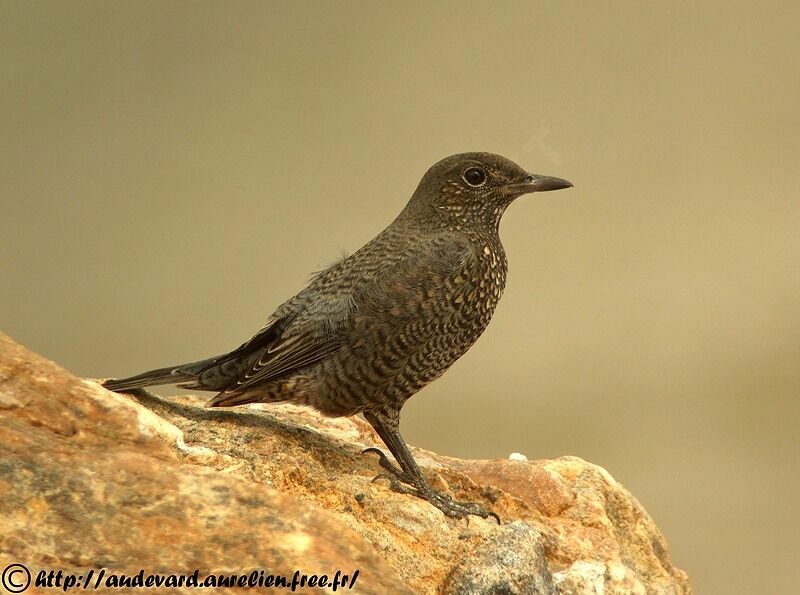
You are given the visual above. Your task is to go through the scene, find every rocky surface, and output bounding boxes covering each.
[0,333,691,594]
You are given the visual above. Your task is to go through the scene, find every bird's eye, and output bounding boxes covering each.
[463,167,487,187]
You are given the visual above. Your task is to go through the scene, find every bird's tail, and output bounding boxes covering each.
[102,360,211,392]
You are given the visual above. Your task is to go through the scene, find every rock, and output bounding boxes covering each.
[0,333,691,594]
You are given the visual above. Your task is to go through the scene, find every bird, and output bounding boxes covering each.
[103,152,573,520]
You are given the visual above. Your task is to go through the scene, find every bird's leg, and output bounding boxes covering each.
[362,412,415,484]
[363,411,500,523]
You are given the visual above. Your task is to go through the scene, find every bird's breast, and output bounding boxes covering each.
[464,239,508,319]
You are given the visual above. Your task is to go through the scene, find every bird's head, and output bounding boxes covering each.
[408,152,572,232]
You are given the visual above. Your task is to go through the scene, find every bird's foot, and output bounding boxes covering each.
[417,487,501,523]
[362,447,500,523]
[362,447,414,484]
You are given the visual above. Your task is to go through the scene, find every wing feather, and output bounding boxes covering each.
[224,293,357,392]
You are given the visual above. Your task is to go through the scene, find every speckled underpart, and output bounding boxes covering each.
[103,152,572,520]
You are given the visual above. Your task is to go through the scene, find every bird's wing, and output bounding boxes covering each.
[228,293,356,391]
[216,235,471,394]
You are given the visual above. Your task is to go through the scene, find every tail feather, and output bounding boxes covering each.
[102,364,198,392]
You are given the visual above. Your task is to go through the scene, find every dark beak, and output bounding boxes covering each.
[525,174,572,192]
[514,173,573,194]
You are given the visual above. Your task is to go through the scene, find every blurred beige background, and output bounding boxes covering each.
[2,2,798,593]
